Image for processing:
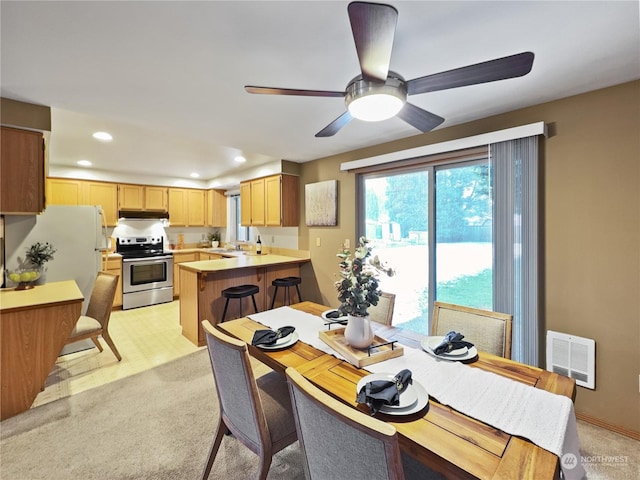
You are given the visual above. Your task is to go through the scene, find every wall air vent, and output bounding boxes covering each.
[546,330,595,390]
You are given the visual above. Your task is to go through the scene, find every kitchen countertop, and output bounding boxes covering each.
[178,252,310,273]
[0,280,84,312]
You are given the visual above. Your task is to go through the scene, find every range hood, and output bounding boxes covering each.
[118,210,169,220]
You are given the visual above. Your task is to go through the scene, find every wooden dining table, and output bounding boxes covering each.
[216,301,576,480]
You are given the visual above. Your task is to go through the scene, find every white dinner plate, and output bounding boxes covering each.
[257,331,299,350]
[356,374,429,415]
[321,309,348,323]
[421,336,478,361]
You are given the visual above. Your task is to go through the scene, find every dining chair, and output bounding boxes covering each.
[200,320,298,480]
[368,291,396,326]
[64,272,121,361]
[431,301,513,358]
[285,367,443,480]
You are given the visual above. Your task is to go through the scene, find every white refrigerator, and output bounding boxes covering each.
[4,205,108,308]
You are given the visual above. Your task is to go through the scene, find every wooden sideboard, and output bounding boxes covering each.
[0,280,84,420]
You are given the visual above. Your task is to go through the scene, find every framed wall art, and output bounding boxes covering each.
[305,180,337,226]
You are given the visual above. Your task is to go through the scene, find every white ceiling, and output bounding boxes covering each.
[2,1,639,184]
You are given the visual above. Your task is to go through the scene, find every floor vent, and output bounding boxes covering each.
[546,330,595,389]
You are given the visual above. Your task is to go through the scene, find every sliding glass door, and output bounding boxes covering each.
[360,159,492,334]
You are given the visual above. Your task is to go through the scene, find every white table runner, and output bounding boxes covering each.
[248,307,585,480]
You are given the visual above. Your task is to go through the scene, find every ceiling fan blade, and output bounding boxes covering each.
[348,1,398,82]
[406,52,535,95]
[315,111,354,137]
[245,86,345,98]
[397,102,445,133]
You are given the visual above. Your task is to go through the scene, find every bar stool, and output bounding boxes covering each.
[270,276,302,309]
[220,284,259,322]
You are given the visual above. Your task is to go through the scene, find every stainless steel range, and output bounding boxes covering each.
[116,236,173,310]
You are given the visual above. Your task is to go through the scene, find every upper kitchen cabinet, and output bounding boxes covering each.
[1,126,45,214]
[240,182,252,226]
[240,174,299,227]
[266,174,298,226]
[46,178,118,226]
[168,188,205,226]
[206,189,227,227]
[118,184,167,212]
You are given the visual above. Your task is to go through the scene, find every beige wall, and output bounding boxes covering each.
[298,80,640,434]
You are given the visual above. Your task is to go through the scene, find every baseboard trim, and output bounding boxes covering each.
[576,412,640,441]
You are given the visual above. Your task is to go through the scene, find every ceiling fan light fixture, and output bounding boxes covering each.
[348,93,404,121]
[345,72,407,122]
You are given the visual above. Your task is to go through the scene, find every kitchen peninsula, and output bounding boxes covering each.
[178,250,310,346]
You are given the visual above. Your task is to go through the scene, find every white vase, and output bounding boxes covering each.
[344,314,374,349]
[211,241,219,248]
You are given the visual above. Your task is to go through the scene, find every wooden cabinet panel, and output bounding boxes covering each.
[173,252,198,297]
[103,256,122,308]
[265,175,281,226]
[145,186,167,211]
[86,181,118,226]
[187,189,205,226]
[46,178,83,206]
[206,189,227,227]
[0,127,44,214]
[118,184,144,210]
[250,178,265,226]
[240,182,252,226]
[168,188,187,226]
[280,174,299,227]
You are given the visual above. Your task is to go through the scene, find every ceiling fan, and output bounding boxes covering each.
[245,1,534,138]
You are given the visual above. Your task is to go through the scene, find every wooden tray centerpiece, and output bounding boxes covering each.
[319,327,404,368]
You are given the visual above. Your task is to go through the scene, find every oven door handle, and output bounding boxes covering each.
[123,255,174,264]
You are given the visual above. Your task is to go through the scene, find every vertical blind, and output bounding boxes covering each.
[491,136,539,365]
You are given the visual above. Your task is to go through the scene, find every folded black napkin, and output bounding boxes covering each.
[356,369,413,415]
[434,330,474,355]
[251,326,296,346]
[325,310,342,319]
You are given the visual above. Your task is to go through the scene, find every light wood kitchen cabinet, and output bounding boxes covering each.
[118,184,167,212]
[198,252,223,261]
[206,189,227,227]
[145,186,167,211]
[265,174,299,226]
[86,181,118,226]
[1,126,45,214]
[250,178,266,226]
[46,178,118,226]
[187,189,205,226]
[46,178,83,205]
[103,256,123,308]
[240,174,299,227]
[168,188,205,226]
[240,182,252,226]
[172,251,198,297]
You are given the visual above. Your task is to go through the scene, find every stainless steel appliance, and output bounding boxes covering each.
[117,236,173,310]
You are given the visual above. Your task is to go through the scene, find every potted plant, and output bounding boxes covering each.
[9,242,57,288]
[335,236,394,348]
[207,230,221,248]
[24,241,57,269]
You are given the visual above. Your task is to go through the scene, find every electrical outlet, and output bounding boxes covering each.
[344,238,350,248]
[316,237,321,247]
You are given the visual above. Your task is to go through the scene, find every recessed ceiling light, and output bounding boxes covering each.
[234,155,246,163]
[190,172,200,178]
[92,131,113,141]
[77,160,92,167]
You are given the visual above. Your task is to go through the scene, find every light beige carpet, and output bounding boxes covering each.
[2,348,637,479]
[0,349,304,480]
